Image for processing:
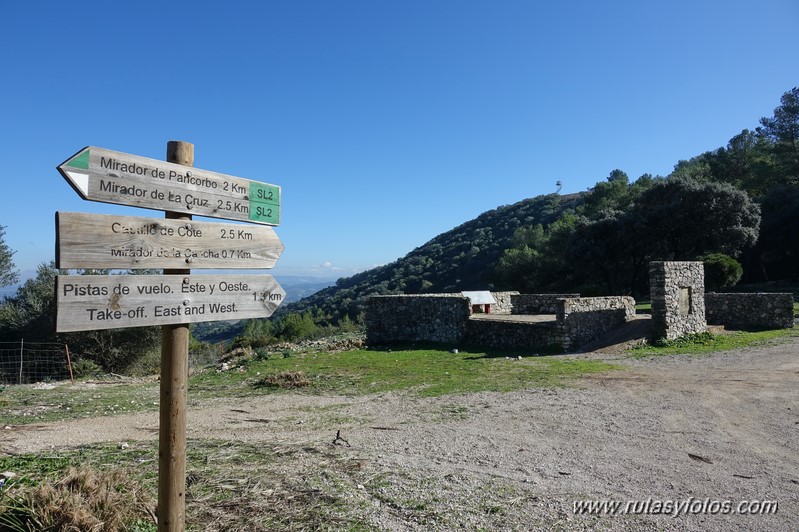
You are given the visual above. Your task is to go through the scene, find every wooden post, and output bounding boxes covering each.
[19,338,23,384]
[158,140,193,531]
[65,344,75,385]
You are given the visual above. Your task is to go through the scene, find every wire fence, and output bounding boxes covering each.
[0,340,74,385]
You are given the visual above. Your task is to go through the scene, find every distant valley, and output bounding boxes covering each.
[274,276,335,303]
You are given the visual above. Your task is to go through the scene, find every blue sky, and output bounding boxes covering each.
[1,0,797,285]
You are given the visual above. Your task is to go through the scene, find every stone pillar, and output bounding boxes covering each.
[650,261,706,341]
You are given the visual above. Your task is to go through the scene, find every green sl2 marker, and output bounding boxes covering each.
[67,148,91,169]
[249,182,280,224]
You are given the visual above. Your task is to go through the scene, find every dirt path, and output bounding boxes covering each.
[3,340,798,531]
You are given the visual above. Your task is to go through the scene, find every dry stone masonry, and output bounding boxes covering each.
[464,317,561,350]
[705,292,794,329]
[557,296,635,350]
[488,291,518,314]
[366,294,470,345]
[649,261,706,341]
[366,293,636,351]
[366,262,793,351]
[509,293,580,315]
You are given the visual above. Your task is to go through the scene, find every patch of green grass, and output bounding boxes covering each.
[190,347,620,398]
[1,346,619,426]
[629,326,799,358]
[0,380,160,425]
[0,454,74,487]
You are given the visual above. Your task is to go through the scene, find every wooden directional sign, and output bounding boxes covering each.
[55,274,286,332]
[57,146,280,225]
[56,212,284,270]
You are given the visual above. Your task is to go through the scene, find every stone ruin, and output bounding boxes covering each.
[649,261,707,341]
[365,261,795,352]
[649,261,794,338]
[366,292,635,351]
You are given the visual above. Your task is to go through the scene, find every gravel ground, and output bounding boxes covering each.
[3,338,798,531]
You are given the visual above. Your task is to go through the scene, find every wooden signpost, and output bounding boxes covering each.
[55,141,285,530]
[57,146,281,225]
[56,212,284,270]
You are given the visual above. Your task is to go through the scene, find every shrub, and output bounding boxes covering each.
[232,318,276,348]
[277,312,318,342]
[254,347,271,361]
[700,253,743,291]
[124,348,162,377]
[70,358,102,378]
[252,371,310,389]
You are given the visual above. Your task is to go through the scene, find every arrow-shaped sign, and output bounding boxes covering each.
[58,146,280,225]
[56,212,285,270]
[56,274,286,332]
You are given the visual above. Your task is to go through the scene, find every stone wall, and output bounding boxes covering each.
[366,293,636,351]
[464,319,562,350]
[365,294,470,345]
[557,296,636,350]
[705,293,794,329]
[510,293,580,315]
[650,261,706,341]
[490,291,519,314]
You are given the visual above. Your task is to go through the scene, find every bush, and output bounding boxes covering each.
[232,319,276,348]
[188,343,222,372]
[70,359,102,378]
[123,348,162,377]
[337,314,357,333]
[252,371,310,389]
[700,253,743,291]
[277,312,318,342]
[254,347,271,361]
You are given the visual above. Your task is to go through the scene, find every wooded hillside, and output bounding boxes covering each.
[285,87,799,325]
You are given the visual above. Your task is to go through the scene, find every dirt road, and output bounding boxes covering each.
[3,339,798,531]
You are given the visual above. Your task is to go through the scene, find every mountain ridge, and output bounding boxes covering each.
[284,192,584,322]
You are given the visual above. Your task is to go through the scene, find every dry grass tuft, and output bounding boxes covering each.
[252,371,310,389]
[1,466,155,531]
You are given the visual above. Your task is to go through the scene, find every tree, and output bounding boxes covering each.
[492,214,580,292]
[752,184,799,281]
[705,129,777,196]
[493,241,543,292]
[234,318,276,348]
[0,261,57,341]
[277,312,318,341]
[565,212,649,295]
[560,177,760,295]
[579,171,656,220]
[671,157,712,181]
[632,177,760,260]
[0,225,18,288]
[67,324,162,373]
[758,87,799,182]
[0,264,162,372]
[579,170,630,219]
